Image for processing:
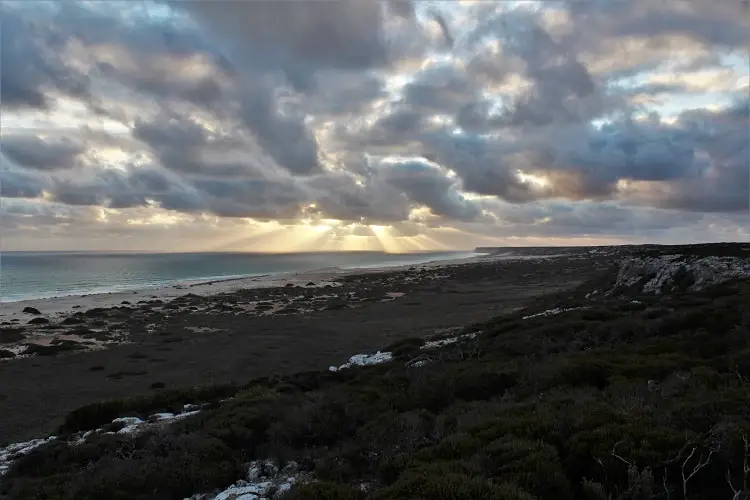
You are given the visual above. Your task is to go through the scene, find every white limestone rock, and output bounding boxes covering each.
[612,255,750,295]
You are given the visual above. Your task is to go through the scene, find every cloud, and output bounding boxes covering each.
[568,0,750,50]
[0,169,49,199]
[378,158,482,221]
[0,5,91,109]
[236,85,323,176]
[177,0,422,78]
[304,171,413,224]
[1,135,85,170]
[401,62,478,114]
[305,71,386,117]
[3,0,748,250]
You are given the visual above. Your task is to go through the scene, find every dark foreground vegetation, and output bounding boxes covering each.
[3,273,750,499]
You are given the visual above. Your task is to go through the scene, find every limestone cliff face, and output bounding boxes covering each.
[612,254,750,294]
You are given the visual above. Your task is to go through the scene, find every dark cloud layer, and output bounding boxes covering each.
[1,169,49,199]
[1,135,85,170]
[379,159,481,221]
[178,0,419,78]
[1,6,91,109]
[2,0,748,247]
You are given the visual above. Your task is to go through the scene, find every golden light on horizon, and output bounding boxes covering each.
[370,224,402,253]
[79,205,462,253]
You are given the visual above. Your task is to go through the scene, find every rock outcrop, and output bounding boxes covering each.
[611,254,750,295]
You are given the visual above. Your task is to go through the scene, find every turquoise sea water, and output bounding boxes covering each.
[0,251,481,302]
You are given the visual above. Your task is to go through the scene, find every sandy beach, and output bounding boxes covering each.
[0,251,550,321]
[1,270,344,321]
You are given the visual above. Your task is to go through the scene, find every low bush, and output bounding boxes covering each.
[59,384,238,434]
[372,471,535,500]
[3,276,749,500]
[282,482,366,500]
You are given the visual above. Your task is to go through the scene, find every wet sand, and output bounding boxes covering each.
[0,253,613,444]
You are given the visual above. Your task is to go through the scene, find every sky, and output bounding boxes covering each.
[1,0,748,253]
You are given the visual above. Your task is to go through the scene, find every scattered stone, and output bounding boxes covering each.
[329,351,392,372]
[22,307,41,315]
[422,331,479,349]
[522,307,583,320]
[0,349,16,359]
[68,327,95,336]
[147,412,174,422]
[84,308,108,318]
[61,317,84,325]
[121,301,131,305]
[186,459,306,500]
[325,296,349,310]
[0,437,57,476]
[113,417,145,435]
[24,341,85,356]
[276,306,299,315]
[28,317,50,325]
[0,328,25,343]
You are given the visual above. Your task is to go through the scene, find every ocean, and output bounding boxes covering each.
[0,251,482,303]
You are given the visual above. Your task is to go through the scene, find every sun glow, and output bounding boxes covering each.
[125,212,184,226]
[516,170,550,189]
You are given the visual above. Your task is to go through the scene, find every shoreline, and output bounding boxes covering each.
[0,251,502,318]
[0,250,575,368]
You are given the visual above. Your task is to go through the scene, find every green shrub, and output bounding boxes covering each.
[385,337,426,358]
[414,432,481,462]
[372,471,536,500]
[281,482,366,500]
[59,384,238,434]
[3,433,240,500]
[453,366,517,401]
[5,272,750,500]
[481,436,573,499]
